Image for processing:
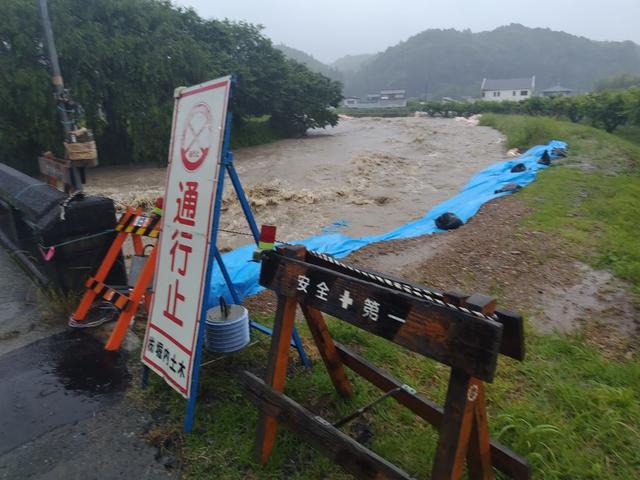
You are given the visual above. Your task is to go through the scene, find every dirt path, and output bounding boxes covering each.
[86,117,505,250]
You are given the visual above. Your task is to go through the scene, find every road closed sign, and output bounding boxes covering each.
[142,76,232,398]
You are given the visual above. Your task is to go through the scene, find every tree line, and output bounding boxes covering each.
[0,0,342,173]
[419,88,640,134]
[345,24,640,99]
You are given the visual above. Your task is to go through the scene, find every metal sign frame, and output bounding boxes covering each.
[141,75,309,432]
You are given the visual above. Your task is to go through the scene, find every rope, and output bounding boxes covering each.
[13,183,49,201]
[306,250,498,322]
[218,228,255,238]
[59,191,85,220]
[39,228,115,250]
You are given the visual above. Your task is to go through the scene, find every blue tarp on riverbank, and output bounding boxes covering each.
[207,140,567,307]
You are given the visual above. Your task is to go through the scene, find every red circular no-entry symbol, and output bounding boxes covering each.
[180,102,213,171]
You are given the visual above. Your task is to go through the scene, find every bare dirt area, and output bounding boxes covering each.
[246,193,639,358]
[347,195,640,357]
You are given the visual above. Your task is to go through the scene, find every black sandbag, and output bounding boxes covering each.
[494,182,522,194]
[553,147,567,157]
[435,212,463,230]
[510,163,526,173]
[537,150,551,165]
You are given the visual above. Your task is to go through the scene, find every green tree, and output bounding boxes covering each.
[584,92,628,133]
[0,0,342,172]
[624,87,640,125]
[558,96,586,123]
[594,73,640,92]
[345,24,640,99]
[268,60,341,136]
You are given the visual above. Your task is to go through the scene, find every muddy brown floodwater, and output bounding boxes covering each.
[86,117,505,250]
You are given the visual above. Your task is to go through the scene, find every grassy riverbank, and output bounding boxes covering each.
[231,116,284,149]
[141,114,640,479]
[481,114,640,294]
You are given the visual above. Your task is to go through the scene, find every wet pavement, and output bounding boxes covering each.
[0,249,60,357]
[0,331,129,455]
[0,250,178,479]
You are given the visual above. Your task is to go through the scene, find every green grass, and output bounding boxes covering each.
[480,114,640,173]
[143,316,640,479]
[481,114,640,293]
[230,116,283,149]
[520,169,640,293]
[140,114,640,479]
[614,124,640,147]
[336,106,412,118]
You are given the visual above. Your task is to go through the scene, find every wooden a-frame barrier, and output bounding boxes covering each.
[241,245,530,479]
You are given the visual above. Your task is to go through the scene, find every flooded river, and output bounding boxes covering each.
[86,117,506,250]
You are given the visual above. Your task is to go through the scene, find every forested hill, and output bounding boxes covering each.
[331,54,377,75]
[277,46,380,86]
[277,44,344,83]
[345,24,640,98]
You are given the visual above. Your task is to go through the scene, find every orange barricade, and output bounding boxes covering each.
[70,206,162,350]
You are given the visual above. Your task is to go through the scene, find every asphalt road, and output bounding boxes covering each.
[0,250,178,479]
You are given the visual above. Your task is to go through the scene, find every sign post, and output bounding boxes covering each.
[142,75,309,432]
[141,77,233,400]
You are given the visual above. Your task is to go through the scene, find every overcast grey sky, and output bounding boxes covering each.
[175,0,640,64]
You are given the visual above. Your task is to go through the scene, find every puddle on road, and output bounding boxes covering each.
[0,330,130,455]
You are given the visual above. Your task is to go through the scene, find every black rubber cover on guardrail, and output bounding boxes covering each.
[0,163,127,291]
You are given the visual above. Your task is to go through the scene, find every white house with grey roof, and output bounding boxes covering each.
[481,76,535,101]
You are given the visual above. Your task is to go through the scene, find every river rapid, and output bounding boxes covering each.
[86,116,506,250]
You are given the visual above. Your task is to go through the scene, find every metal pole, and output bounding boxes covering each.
[37,0,82,190]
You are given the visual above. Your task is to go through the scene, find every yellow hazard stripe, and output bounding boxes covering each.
[115,211,135,231]
[115,213,162,237]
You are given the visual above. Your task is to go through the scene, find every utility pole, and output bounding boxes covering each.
[37,0,83,191]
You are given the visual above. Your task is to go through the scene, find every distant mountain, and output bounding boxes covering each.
[276,44,344,83]
[344,24,640,99]
[331,53,377,74]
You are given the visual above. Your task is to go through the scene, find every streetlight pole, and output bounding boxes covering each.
[37,0,82,191]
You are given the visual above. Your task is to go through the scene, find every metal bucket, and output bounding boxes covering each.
[204,303,250,353]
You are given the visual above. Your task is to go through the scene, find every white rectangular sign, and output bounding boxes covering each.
[141,76,231,398]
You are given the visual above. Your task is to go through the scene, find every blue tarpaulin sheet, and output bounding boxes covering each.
[207,140,567,307]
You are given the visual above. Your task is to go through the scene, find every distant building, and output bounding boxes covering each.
[481,77,535,101]
[342,89,407,109]
[379,89,407,107]
[541,85,572,97]
[342,96,359,107]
